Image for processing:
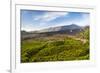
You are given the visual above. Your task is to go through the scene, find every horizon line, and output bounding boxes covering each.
[21,24,89,32]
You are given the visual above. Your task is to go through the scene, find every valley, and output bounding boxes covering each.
[21,24,89,63]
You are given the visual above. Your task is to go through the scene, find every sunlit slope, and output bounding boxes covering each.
[21,26,89,62]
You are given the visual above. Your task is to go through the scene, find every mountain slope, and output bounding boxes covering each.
[21,24,85,40]
[38,24,82,33]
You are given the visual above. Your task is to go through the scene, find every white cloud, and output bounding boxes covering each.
[77,13,90,26]
[21,24,34,31]
[22,12,89,31]
[21,23,49,31]
[33,12,69,22]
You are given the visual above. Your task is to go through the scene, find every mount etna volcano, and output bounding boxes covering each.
[21,24,85,40]
[21,10,90,63]
[21,24,89,62]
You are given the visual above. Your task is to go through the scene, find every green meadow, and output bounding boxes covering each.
[21,28,89,63]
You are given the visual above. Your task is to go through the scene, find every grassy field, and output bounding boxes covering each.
[21,27,89,63]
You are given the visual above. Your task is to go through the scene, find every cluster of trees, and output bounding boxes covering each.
[78,27,89,40]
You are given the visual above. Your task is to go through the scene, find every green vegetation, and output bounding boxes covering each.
[21,27,89,63]
[78,27,90,40]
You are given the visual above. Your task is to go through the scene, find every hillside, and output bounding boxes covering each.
[38,24,82,33]
[21,24,83,40]
[21,25,89,63]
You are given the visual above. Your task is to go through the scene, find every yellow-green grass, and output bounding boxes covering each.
[21,35,89,63]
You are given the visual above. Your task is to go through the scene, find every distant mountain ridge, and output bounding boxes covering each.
[32,24,82,33]
[21,24,87,40]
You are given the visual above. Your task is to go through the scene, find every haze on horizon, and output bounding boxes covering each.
[21,10,90,32]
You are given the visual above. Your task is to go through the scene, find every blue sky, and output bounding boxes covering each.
[21,10,90,31]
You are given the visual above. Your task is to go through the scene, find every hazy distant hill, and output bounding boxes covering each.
[33,24,82,33]
[21,24,87,40]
